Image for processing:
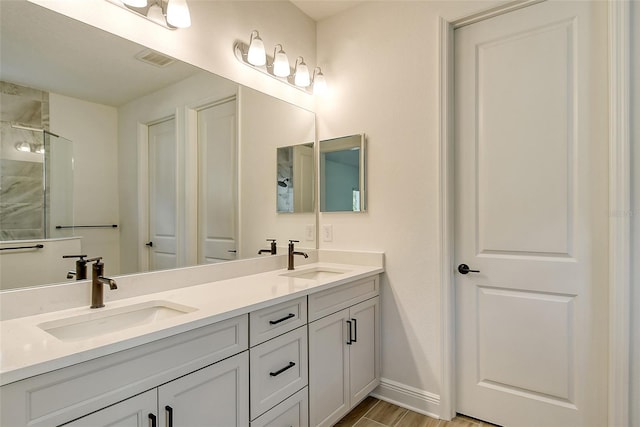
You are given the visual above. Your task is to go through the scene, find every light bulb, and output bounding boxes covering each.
[123,0,147,7]
[313,68,328,95]
[15,141,32,152]
[273,45,290,77]
[166,0,191,28]
[247,31,266,66]
[294,58,310,87]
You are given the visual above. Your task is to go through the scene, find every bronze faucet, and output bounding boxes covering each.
[258,239,277,255]
[63,254,88,280]
[88,257,117,308]
[287,240,308,270]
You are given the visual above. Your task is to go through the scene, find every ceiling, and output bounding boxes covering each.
[290,0,366,21]
[0,1,200,107]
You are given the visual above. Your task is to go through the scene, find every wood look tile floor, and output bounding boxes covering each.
[334,397,500,427]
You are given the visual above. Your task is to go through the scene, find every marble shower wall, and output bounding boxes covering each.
[0,81,49,240]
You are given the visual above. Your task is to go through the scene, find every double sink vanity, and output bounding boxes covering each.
[0,251,383,427]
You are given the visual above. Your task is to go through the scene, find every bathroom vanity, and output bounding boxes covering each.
[0,257,382,427]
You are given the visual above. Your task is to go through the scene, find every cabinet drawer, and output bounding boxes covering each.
[251,386,308,427]
[308,275,379,321]
[1,315,248,427]
[250,296,307,347]
[250,326,308,420]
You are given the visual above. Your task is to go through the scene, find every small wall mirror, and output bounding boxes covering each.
[276,142,315,213]
[320,134,366,212]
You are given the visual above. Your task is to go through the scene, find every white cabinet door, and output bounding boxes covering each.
[158,352,249,427]
[348,297,380,404]
[62,389,157,427]
[309,298,380,427]
[308,309,350,427]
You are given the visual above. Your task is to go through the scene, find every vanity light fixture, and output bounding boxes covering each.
[15,141,32,153]
[272,45,290,77]
[247,31,267,66]
[312,67,328,95]
[105,0,191,29]
[14,141,45,154]
[234,30,328,95]
[293,57,310,87]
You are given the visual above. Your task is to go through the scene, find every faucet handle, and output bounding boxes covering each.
[63,254,88,260]
[289,240,299,244]
[86,256,103,263]
[267,238,276,242]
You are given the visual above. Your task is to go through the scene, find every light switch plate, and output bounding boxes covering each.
[322,224,333,242]
[305,224,315,241]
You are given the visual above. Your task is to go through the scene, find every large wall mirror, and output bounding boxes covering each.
[319,134,366,212]
[0,1,316,290]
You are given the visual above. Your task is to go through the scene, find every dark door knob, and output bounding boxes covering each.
[458,264,480,274]
[145,241,153,247]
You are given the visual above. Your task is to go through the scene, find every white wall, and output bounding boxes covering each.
[631,2,639,425]
[49,93,120,273]
[0,238,81,289]
[315,0,504,416]
[239,86,316,256]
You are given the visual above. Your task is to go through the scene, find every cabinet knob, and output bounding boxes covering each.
[165,406,173,427]
[148,414,156,427]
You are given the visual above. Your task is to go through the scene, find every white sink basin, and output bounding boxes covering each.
[38,300,197,342]
[280,267,350,281]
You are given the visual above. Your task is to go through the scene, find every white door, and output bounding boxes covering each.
[158,352,249,427]
[454,2,608,426]
[63,389,157,427]
[197,99,237,263]
[148,118,178,271]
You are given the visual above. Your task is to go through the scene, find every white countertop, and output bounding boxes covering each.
[0,262,382,386]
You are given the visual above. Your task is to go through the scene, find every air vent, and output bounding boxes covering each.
[135,49,176,68]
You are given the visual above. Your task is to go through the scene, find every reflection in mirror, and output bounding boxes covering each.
[320,134,366,212]
[0,1,316,290]
[277,143,315,213]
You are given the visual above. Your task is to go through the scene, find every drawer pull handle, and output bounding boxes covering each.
[269,313,295,325]
[346,320,353,345]
[165,405,173,427]
[148,413,157,427]
[270,361,296,377]
[352,318,357,343]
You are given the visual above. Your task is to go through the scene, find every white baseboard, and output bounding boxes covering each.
[370,378,441,420]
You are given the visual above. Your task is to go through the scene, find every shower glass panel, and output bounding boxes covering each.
[45,131,74,238]
[0,124,73,240]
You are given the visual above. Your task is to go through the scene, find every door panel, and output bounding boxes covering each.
[454,2,608,426]
[197,99,237,263]
[158,352,249,427]
[63,389,156,427]
[308,309,350,427]
[349,297,379,404]
[148,118,177,271]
